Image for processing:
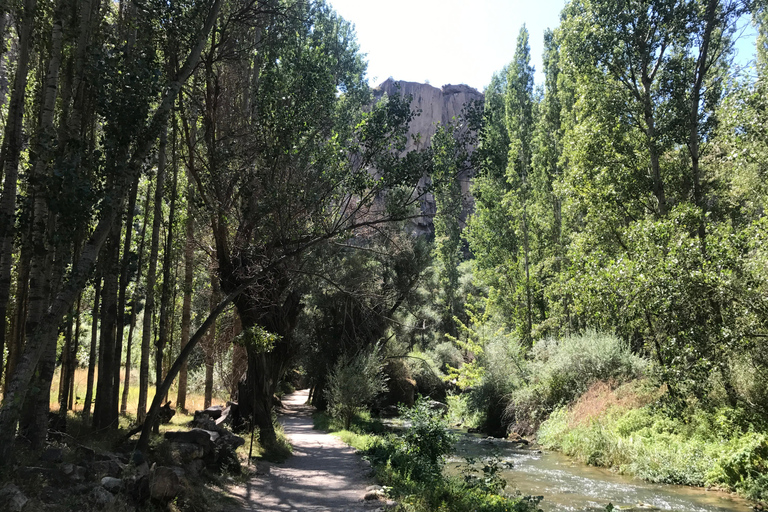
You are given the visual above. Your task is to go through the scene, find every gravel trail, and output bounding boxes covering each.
[226,389,383,511]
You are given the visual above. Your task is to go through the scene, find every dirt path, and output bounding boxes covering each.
[226,389,383,511]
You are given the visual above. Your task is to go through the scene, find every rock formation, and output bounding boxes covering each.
[374,79,483,236]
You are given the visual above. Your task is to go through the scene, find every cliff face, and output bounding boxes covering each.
[374,79,483,236]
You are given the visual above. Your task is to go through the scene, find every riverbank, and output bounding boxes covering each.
[534,381,768,507]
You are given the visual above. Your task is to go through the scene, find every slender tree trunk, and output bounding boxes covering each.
[0,0,222,464]
[203,259,220,408]
[93,216,123,430]
[0,0,38,393]
[122,183,152,414]
[68,292,82,410]
[139,125,168,423]
[82,276,101,422]
[58,309,74,412]
[112,178,139,418]
[5,231,31,391]
[156,125,177,421]
[177,173,196,412]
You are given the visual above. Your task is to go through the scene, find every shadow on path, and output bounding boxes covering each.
[226,389,381,511]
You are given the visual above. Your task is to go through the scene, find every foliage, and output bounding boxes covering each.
[507,331,646,434]
[362,398,540,512]
[325,345,388,429]
[538,393,768,501]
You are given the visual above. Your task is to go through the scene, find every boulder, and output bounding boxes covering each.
[90,486,116,507]
[61,463,87,482]
[100,476,123,493]
[198,405,224,420]
[164,428,216,456]
[91,458,125,478]
[0,484,28,512]
[149,466,183,503]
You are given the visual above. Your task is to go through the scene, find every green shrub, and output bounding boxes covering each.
[507,331,646,433]
[538,402,768,500]
[325,345,388,429]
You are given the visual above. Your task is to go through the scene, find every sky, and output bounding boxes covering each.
[327,0,758,93]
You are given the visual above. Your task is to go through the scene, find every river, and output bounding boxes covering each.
[449,434,755,512]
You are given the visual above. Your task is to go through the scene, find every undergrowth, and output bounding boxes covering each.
[538,381,768,502]
[315,398,542,512]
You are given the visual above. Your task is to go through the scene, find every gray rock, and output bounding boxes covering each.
[90,485,116,506]
[149,466,182,503]
[0,484,28,512]
[61,463,87,481]
[426,400,449,414]
[100,476,123,493]
[91,458,125,477]
[171,442,207,463]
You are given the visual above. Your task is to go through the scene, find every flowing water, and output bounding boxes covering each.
[448,434,755,512]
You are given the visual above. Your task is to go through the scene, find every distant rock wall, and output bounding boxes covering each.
[374,79,483,236]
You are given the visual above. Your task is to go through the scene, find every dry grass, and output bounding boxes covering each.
[567,379,663,427]
[47,366,225,418]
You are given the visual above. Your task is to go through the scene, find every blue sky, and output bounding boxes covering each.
[328,0,758,92]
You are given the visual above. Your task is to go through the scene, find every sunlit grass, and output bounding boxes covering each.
[47,366,222,418]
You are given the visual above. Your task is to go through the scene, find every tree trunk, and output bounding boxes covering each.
[68,293,82,410]
[92,217,123,430]
[0,0,222,465]
[0,0,38,395]
[17,0,67,447]
[138,126,167,423]
[202,258,220,408]
[156,125,177,422]
[112,178,139,417]
[122,182,152,414]
[82,276,100,422]
[176,179,195,412]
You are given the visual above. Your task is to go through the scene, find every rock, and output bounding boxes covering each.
[150,466,183,503]
[76,445,96,462]
[40,447,64,463]
[100,476,123,493]
[467,427,481,433]
[171,442,207,463]
[91,458,125,478]
[61,463,87,481]
[507,432,529,444]
[158,401,176,424]
[199,405,224,420]
[90,485,116,506]
[364,488,385,501]
[0,484,28,512]
[184,459,205,479]
[373,79,482,236]
[425,400,448,415]
[215,405,232,425]
[165,428,217,446]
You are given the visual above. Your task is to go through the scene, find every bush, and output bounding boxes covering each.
[363,397,541,512]
[507,331,646,433]
[538,393,768,501]
[325,345,388,429]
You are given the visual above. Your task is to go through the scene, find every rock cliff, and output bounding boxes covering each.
[374,79,483,236]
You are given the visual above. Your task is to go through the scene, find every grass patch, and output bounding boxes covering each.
[537,381,768,502]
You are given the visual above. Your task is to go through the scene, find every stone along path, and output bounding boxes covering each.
[227,389,383,511]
